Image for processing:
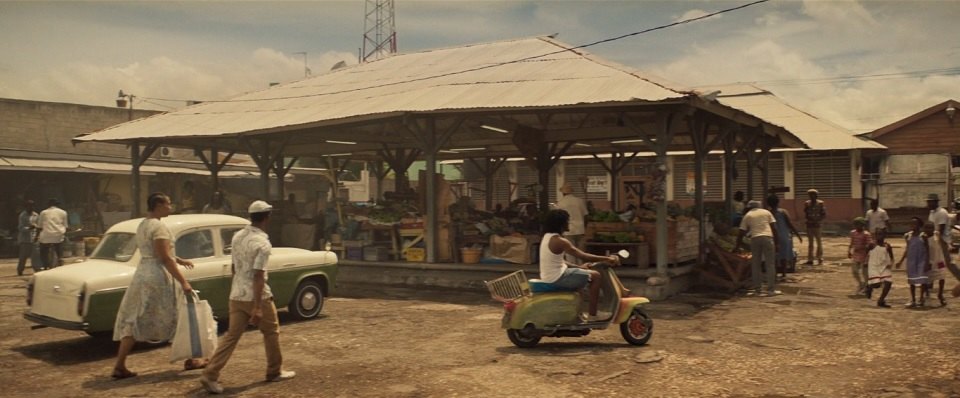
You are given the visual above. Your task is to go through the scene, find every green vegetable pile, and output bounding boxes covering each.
[589,210,622,223]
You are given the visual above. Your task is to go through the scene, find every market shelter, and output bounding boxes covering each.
[74,36,807,280]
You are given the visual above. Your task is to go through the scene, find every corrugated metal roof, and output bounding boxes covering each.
[75,37,690,143]
[703,84,885,150]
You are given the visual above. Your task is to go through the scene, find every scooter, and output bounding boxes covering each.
[485,250,653,348]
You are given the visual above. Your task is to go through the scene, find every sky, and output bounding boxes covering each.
[1,0,958,134]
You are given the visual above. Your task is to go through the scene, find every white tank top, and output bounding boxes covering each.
[539,233,568,283]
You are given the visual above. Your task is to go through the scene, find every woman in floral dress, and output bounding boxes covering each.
[111,193,202,379]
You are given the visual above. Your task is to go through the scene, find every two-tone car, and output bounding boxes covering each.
[24,214,338,337]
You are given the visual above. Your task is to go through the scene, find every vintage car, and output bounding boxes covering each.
[24,214,338,336]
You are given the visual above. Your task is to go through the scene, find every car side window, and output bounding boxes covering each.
[221,227,243,255]
[175,229,215,259]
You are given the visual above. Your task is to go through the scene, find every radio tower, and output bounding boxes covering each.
[361,0,397,62]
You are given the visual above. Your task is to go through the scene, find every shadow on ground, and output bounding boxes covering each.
[12,336,165,365]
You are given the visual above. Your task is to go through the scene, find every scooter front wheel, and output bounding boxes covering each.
[507,326,541,348]
[620,308,653,346]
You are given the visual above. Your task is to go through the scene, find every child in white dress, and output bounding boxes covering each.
[865,230,894,308]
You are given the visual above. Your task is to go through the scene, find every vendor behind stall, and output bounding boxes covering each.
[554,183,587,250]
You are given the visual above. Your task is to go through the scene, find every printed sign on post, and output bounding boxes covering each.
[587,176,608,193]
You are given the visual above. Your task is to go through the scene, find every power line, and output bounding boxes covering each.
[138,98,178,110]
[139,0,771,105]
[733,66,960,87]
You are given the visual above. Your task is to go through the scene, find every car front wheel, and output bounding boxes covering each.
[288,280,325,320]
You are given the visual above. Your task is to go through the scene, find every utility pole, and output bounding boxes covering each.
[292,52,311,77]
[361,0,397,62]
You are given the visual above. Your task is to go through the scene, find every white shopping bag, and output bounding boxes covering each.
[171,290,218,363]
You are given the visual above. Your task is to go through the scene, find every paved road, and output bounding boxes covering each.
[0,236,958,397]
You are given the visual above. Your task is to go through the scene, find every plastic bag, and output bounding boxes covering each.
[170,290,218,363]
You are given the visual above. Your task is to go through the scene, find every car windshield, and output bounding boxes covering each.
[91,232,137,262]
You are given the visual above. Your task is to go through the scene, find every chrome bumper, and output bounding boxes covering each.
[23,312,88,331]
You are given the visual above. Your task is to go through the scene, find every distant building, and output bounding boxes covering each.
[862,99,960,231]
[0,98,324,256]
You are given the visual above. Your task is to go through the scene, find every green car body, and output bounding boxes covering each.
[24,214,338,335]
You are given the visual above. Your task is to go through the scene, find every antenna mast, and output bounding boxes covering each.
[361,0,397,62]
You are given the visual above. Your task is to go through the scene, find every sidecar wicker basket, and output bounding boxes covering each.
[484,270,531,302]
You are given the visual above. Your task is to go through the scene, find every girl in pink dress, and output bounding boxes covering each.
[848,218,872,295]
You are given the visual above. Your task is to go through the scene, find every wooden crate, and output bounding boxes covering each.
[636,218,699,265]
[585,221,641,242]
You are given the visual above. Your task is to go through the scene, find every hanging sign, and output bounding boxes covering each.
[586,176,608,192]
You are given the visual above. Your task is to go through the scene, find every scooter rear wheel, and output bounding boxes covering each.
[507,326,541,348]
[620,308,653,346]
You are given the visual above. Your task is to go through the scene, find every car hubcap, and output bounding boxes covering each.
[300,290,318,312]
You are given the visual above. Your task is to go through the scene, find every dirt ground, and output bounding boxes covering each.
[1,236,959,397]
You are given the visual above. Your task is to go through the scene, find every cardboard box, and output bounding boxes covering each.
[345,246,363,261]
[404,247,425,262]
[363,246,390,262]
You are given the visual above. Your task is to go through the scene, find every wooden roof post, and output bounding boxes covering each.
[690,113,724,267]
[405,116,462,263]
[468,157,506,211]
[591,151,639,211]
[652,111,678,277]
[240,137,274,200]
[195,146,236,195]
[129,141,158,218]
[369,160,392,202]
[735,131,760,201]
[758,137,774,195]
[721,122,740,218]
[623,110,679,278]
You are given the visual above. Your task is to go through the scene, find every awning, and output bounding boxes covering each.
[0,156,258,177]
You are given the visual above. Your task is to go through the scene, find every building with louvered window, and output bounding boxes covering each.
[862,99,960,232]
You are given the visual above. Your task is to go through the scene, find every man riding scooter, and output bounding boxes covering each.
[539,209,621,321]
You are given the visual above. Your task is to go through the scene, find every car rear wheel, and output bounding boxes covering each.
[288,280,325,320]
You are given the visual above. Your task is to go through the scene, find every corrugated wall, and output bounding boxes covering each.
[794,151,851,198]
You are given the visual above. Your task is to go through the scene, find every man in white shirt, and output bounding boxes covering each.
[16,199,39,276]
[554,182,588,250]
[36,198,67,269]
[927,193,953,268]
[202,200,295,394]
[927,193,951,247]
[865,199,889,236]
[735,200,781,296]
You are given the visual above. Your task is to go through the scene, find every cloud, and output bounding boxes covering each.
[674,9,722,23]
[0,48,357,110]
[802,0,877,31]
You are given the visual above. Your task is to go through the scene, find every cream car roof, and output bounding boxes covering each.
[107,214,251,234]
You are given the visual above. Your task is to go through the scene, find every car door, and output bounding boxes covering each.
[175,228,229,313]
[213,226,244,316]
